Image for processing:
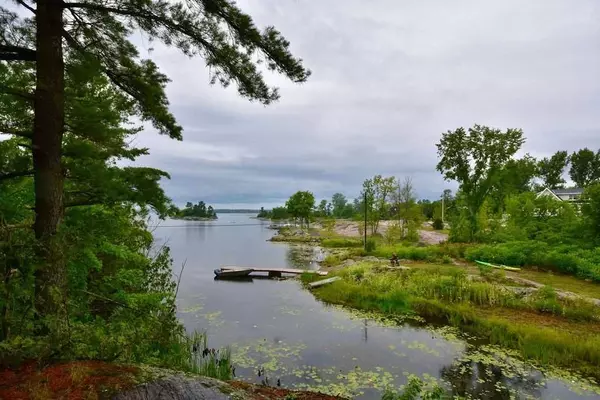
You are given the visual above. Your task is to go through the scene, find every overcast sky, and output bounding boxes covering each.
[132,0,600,209]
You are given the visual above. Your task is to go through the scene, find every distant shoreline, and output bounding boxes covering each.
[172,216,218,221]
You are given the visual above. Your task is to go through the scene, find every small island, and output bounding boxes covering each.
[174,201,218,220]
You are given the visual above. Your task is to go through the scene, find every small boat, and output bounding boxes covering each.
[213,268,254,278]
[475,260,521,272]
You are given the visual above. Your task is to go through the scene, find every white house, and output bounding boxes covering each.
[536,187,584,202]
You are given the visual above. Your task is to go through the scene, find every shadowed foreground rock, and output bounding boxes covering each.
[112,375,241,400]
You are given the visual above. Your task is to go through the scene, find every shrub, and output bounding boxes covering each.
[321,238,363,248]
[464,241,600,282]
[365,238,377,253]
[432,218,444,230]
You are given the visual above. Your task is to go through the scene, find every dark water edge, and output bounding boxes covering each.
[153,214,600,399]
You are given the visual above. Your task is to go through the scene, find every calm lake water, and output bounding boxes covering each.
[153,214,600,399]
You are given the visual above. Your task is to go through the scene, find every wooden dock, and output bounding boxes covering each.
[220,266,328,278]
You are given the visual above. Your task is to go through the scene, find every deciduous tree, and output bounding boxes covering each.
[569,148,600,188]
[538,151,568,189]
[489,155,538,212]
[393,177,421,241]
[436,124,524,241]
[285,191,315,227]
[361,175,396,235]
[331,193,347,218]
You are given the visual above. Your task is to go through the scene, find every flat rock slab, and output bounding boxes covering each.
[112,375,238,400]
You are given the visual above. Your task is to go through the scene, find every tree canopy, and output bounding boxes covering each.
[569,148,600,188]
[436,124,524,241]
[177,201,217,219]
[538,151,568,189]
[285,191,315,227]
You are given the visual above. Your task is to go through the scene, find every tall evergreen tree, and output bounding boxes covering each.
[1,1,309,318]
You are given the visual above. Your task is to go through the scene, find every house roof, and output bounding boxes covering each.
[536,187,561,201]
[551,188,584,195]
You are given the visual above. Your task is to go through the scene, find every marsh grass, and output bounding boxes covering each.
[303,263,600,379]
[160,331,232,380]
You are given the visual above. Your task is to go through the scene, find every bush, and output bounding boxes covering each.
[365,238,377,253]
[464,241,600,282]
[432,218,444,230]
[321,238,363,248]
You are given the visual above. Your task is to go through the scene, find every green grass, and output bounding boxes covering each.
[464,241,600,282]
[517,269,600,299]
[270,235,320,243]
[302,264,600,379]
[321,237,363,248]
[320,248,366,267]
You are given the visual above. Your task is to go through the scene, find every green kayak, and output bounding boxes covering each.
[475,260,521,272]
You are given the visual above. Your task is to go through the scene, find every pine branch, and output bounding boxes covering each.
[0,84,34,100]
[13,0,36,14]
[64,199,104,208]
[0,169,34,181]
[0,45,36,61]
[63,3,221,60]
[0,126,32,139]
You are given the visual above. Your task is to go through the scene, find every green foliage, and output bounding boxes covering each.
[464,241,600,282]
[285,191,315,227]
[321,237,363,248]
[365,238,377,253]
[538,151,568,189]
[436,124,524,241]
[393,177,422,241]
[432,218,444,230]
[489,155,538,212]
[582,183,600,244]
[383,222,403,245]
[362,175,397,234]
[382,377,446,400]
[331,193,355,218]
[177,201,217,219]
[303,265,600,378]
[501,192,581,245]
[256,207,270,218]
[314,199,331,218]
[569,148,600,188]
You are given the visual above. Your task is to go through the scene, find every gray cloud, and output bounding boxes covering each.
[132,0,600,207]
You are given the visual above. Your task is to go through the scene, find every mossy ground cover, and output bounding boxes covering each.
[301,264,600,381]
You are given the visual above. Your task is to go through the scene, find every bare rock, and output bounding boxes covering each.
[112,375,243,400]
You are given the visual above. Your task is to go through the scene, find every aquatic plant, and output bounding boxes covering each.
[382,377,446,400]
[302,264,600,380]
[167,331,232,380]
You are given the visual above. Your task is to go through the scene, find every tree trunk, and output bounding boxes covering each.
[33,0,66,318]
